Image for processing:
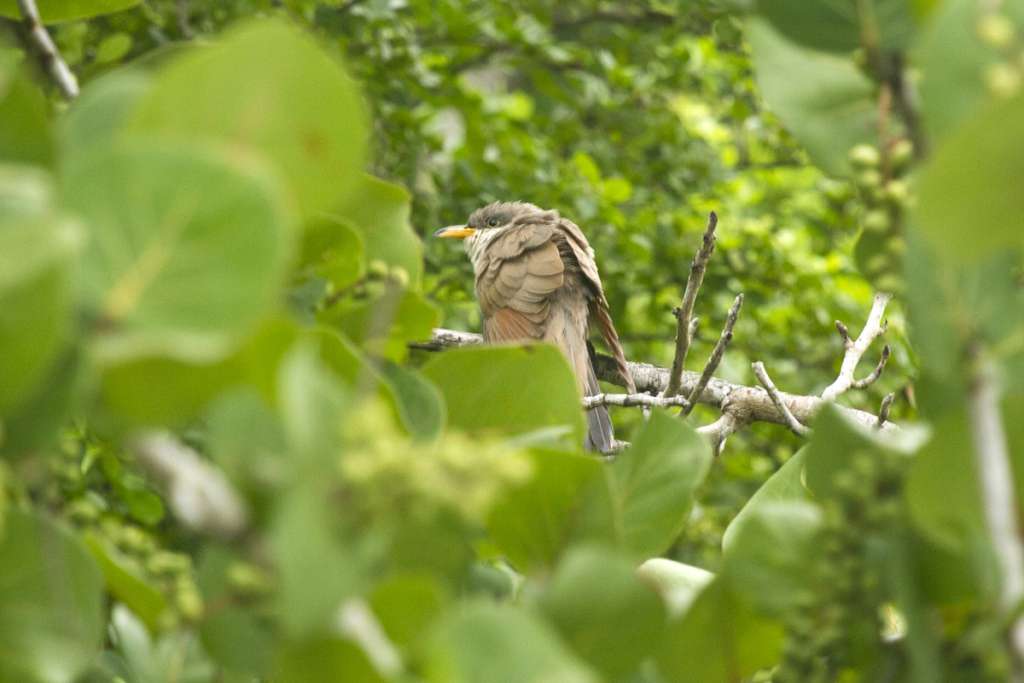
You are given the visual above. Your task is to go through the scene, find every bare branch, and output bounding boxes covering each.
[752,361,811,437]
[15,0,79,99]
[697,411,745,456]
[584,393,690,411]
[877,393,895,428]
[682,293,743,416]
[821,292,892,401]
[968,356,1024,662]
[416,327,900,438]
[664,212,718,397]
[131,431,247,537]
[851,344,891,390]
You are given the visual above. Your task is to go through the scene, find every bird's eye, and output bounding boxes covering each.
[487,217,501,227]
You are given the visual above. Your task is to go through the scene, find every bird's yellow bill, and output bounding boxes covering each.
[433,225,476,239]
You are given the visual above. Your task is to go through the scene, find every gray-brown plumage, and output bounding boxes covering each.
[434,201,635,452]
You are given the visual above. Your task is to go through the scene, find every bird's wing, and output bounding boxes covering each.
[476,225,565,343]
[554,217,637,393]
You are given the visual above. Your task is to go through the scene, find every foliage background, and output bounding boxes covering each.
[0,0,1022,682]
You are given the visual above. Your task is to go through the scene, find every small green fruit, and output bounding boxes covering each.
[976,14,1016,48]
[849,144,880,168]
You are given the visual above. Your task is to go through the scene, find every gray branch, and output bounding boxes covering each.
[15,0,79,99]
[821,293,892,400]
[682,292,742,416]
[664,212,717,397]
[584,393,690,411]
[752,361,811,437]
[968,357,1024,663]
[414,327,899,437]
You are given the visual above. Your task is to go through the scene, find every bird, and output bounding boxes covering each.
[434,201,636,452]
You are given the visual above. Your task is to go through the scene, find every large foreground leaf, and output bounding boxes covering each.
[0,510,104,683]
[129,18,368,216]
[0,0,138,22]
[62,143,294,363]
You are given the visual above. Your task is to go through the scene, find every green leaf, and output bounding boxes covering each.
[0,0,139,22]
[754,0,915,53]
[377,362,446,441]
[723,448,809,551]
[0,59,53,167]
[62,143,294,364]
[422,344,585,444]
[585,411,712,558]
[83,533,168,633]
[746,18,877,177]
[905,413,987,552]
[539,545,665,680]
[654,577,784,683]
[915,91,1024,261]
[300,214,365,291]
[128,18,368,216]
[270,485,360,636]
[0,180,78,413]
[277,341,348,465]
[0,510,104,683]
[321,287,439,362]
[487,448,604,571]
[273,637,383,683]
[424,602,596,683]
[369,573,447,648]
[635,558,715,618]
[722,501,822,614]
[60,70,150,161]
[333,174,423,286]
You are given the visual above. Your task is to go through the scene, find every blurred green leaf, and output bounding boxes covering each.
[0,510,103,683]
[421,345,584,444]
[754,0,915,52]
[0,180,78,413]
[334,174,423,287]
[300,214,365,291]
[584,411,711,558]
[723,448,809,551]
[84,533,167,633]
[747,18,876,176]
[916,91,1024,261]
[722,501,822,614]
[0,59,53,167]
[369,573,447,648]
[377,362,446,440]
[128,18,368,216]
[635,558,715,618]
[274,636,382,683]
[60,70,150,161]
[0,0,138,22]
[539,545,665,680]
[322,287,439,362]
[487,448,603,571]
[276,341,347,464]
[655,577,784,683]
[63,143,294,363]
[424,602,595,683]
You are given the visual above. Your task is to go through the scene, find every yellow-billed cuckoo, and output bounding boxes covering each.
[435,201,635,452]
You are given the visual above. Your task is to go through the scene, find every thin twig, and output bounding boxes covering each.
[851,345,891,390]
[821,292,892,401]
[664,212,718,397]
[584,393,690,411]
[15,0,79,99]
[696,411,744,456]
[968,355,1024,664]
[682,293,743,416]
[877,393,895,428]
[752,361,811,436]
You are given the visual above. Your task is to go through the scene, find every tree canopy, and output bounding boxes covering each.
[0,1,1022,682]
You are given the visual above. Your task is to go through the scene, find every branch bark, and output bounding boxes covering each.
[682,292,742,416]
[15,0,79,99]
[968,356,1024,664]
[414,328,899,436]
[752,361,811,437]
[821,292,892,401]
[664,212,717,397]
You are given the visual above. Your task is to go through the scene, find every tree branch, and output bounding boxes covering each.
[682,292,742,416]
[752,361,810,437]
[968,355,1024,663]
[15,0,79,99]
[584,393,690,411]
[821,292,892,401]
[414,327,900,437]
[665,211,718,397]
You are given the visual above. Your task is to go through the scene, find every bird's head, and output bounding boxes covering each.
[433,201,549,242]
